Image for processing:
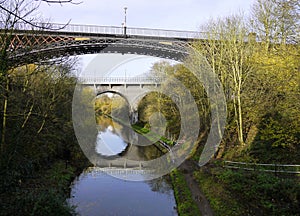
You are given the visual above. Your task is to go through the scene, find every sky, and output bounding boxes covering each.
[39,0,255,31]
[38,0,256,77]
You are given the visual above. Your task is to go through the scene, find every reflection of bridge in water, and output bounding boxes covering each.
[89,140,174,177]
[93,111,169,175]
[89,157,168,178]
[89,167,156,176]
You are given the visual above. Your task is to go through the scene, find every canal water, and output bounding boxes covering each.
[68,115,177,216]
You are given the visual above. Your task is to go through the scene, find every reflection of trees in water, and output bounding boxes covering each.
[96,114,163,161]
[147,176,173,195]
[96,115,123,133]
[119,127,163,161]
[137,145,162,160]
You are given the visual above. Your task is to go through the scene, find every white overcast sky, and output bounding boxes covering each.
[38,0,256,76]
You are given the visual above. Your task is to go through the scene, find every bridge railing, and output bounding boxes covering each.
[78,76,163,84]
[224,161,300,174]
[89,167,156,176]
[1,21,203,39]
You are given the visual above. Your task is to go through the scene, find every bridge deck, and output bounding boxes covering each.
[2,22,199,66]
[3,22,203,40]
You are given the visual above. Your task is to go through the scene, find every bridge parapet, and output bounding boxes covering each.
[87,167,157,180]
[1,21,202,39]
[79,76,163,85]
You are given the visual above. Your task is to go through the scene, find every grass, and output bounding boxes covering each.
[193,167,244,216]
[132,124,174,145]
[193,165,300,216]
[170,169,201,216]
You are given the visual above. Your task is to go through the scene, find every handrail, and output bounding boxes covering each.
[79,76,163,84]
[224,161,300,174]
[225,161,300,167]
[0,21,203,39]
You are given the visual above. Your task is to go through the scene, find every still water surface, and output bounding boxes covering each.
[68,115,177,215]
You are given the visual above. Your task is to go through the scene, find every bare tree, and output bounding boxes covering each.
[0,0,42,152]
[0,1,71,30]
[192,14,255,146]
[251,0,300,49]
[38,0,82,4]
[0,0,77,153]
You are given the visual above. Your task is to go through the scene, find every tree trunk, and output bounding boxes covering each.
[1,77,9,153]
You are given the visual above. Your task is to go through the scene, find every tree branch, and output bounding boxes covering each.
[0,3,70,30]
[38,0,82,5]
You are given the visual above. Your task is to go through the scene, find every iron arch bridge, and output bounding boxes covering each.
[2,22,203,67]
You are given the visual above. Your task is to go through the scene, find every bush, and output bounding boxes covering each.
[217,169,300,215]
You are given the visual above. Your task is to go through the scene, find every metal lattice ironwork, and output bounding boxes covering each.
[9,34,74,50]
[0,22,200,66]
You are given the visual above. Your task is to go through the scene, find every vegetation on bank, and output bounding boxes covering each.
[0,2,91,214]
[1,160,86,215]
[0,62,90,215]
[171,169,200,216]
[188,1,300,212]
[194,165,300,215]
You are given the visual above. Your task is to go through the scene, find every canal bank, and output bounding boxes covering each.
[131,121,213,215]
[0,157,89,215]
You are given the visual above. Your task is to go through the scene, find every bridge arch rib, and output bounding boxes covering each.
[8,34,190,67]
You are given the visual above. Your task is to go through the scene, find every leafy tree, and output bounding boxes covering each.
[138,61,210,144]
[245,0,300,162]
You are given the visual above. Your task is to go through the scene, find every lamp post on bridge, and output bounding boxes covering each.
[124,7,127,36]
